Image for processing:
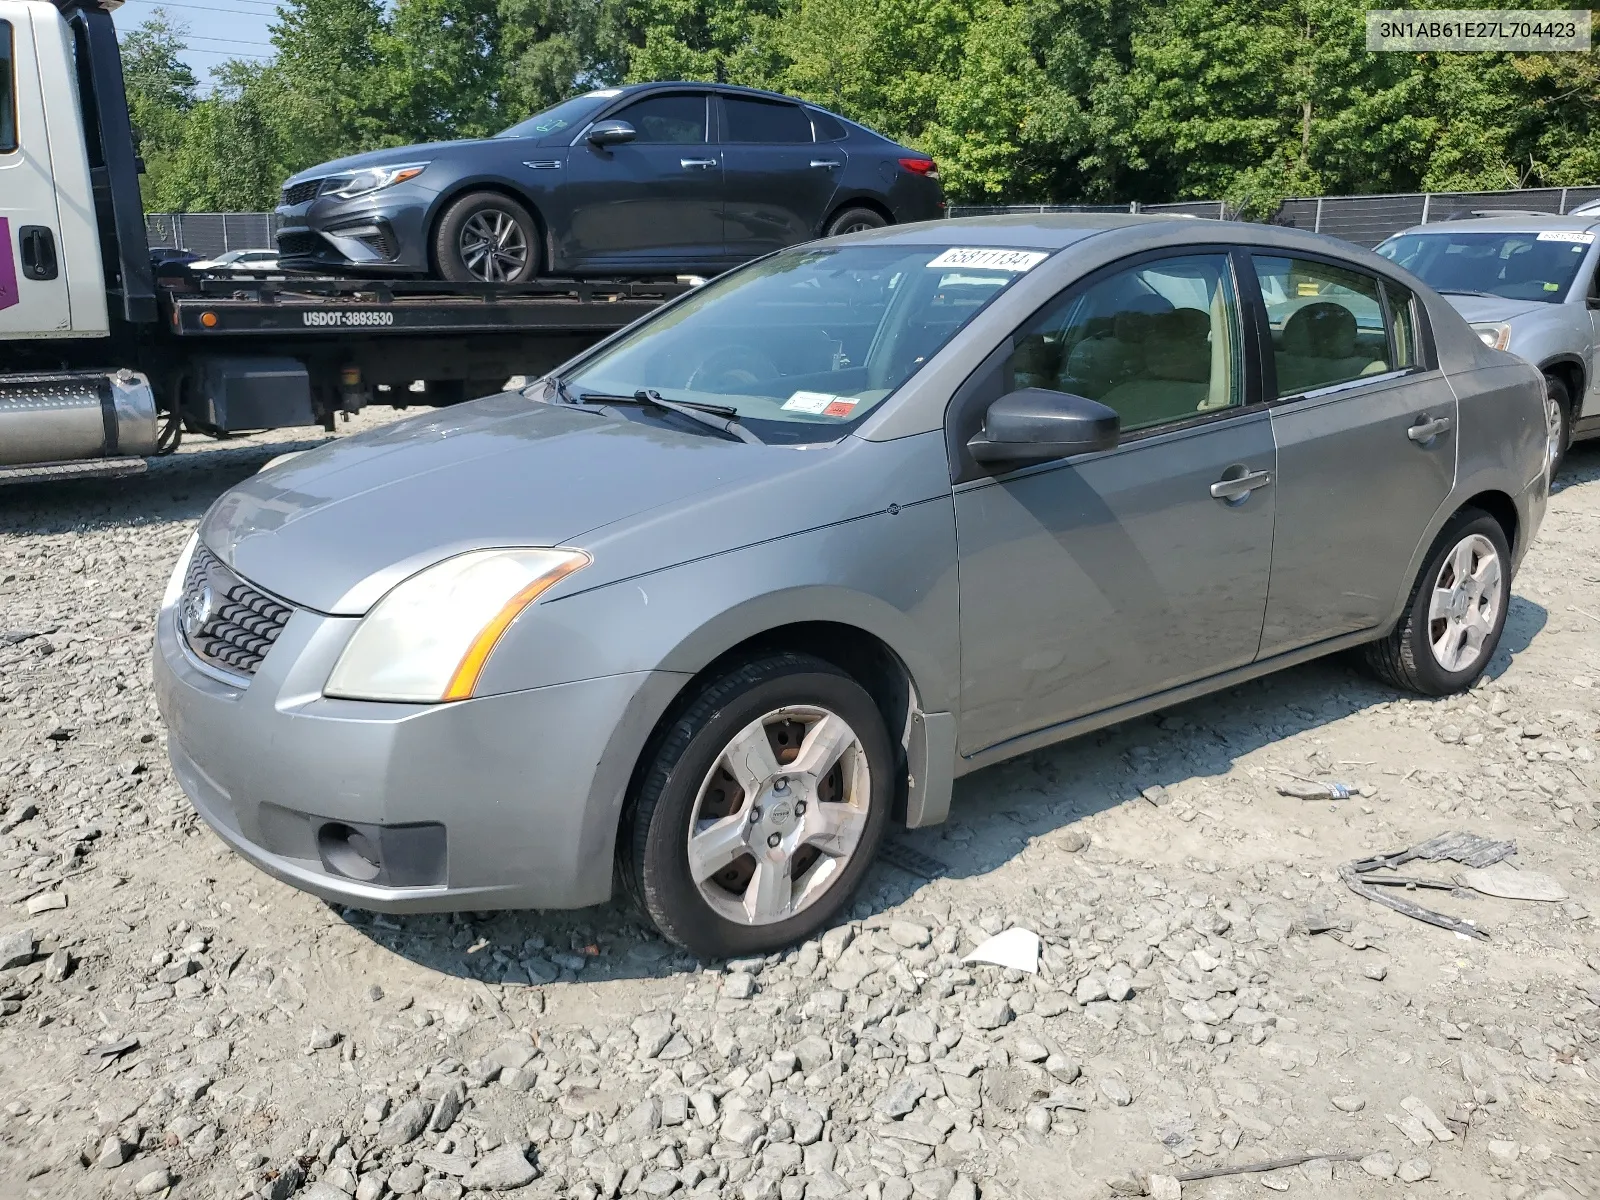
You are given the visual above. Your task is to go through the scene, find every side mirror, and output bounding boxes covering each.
[967,387,1120,466]
[1587,294,1600,310]
[587,120,636,147]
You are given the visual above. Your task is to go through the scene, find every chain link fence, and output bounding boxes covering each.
[145,213,281,257]
[150,186,1600,259]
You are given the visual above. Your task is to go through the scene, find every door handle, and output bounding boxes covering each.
[18,226,58,282]
[1210,469,1272,501]
[1407,414,1453,443]
[810,159,841,169]
[680,158,718,170]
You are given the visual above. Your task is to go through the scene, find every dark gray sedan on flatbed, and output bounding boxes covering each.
[157,215,1549,958]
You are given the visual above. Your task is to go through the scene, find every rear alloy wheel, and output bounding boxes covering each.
[1543,372,1572,478]
[622,654,893,959]
[434,191,540,284]
[824,207,889,238]
[1362,510,1511,696]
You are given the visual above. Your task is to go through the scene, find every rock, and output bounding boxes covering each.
[1149,1175,1181,1200]
[420,1181,463,1200]
[1023,1106,1052,1134]
[94,1135,132,1169]
[633,1013,675,1058]
[640,1170,681,1197]
[134,1165,174,1196]
[1330,1094,1366,1113]
[306,1025,342,1051]
[725,973,758,1000]
[42,948,71,981]
[910,1167,956,1199]
[1099,1078,1133,1106]
[389,1162,426,1194]
[355,1176,384,1200]
[722,1111,764,1150]
[897,1011,938,1045]
[301,1184,348,1200]
[792,1035,833,1071]
[1362,962,1388,981]
[622,1096,663,1140]
[0,928,36,970]
[967,998,1012,1030]
[1075,975,1109,1005]
[1400,1096,1454,1141]
[889,921,932,949]
[379,1098,430,1147]
[25,891,66,914]
[1360,1152,1397,1179]
[428,1083,465,1132]
[465,1145,538,1190]
[1397,1159,1431,1183]
[876,1076,927,1118]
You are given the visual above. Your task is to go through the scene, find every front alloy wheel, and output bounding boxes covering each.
[1426,533,1503,672]
[459,210,530,282]
[622,654,893,959]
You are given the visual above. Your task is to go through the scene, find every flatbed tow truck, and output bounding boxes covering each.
[0,0,688,484]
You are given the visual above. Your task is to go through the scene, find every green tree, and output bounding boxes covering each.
[117,9,199,208]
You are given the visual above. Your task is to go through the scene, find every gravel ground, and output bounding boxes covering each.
[1,416,1597,1200]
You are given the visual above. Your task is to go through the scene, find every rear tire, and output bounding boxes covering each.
[824,207,889,238]
[1543,372,1572,477]
[433,192,540,284]
[621,654,894,960]
[1362,509,1511,696]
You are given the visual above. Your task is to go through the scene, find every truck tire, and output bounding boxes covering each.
[434,192,540,284]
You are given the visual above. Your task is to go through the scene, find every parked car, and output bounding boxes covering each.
[188,248,280,272]
[273,83,944,283]
[1377,214,1600,473]
[157,215,1548,957]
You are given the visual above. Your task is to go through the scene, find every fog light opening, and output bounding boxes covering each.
[318,822,382,882]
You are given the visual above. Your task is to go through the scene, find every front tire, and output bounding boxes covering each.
[1362,509,1511,696]
[433,192,540,284]
[622,654,894,959]
[1543,372,1572,477]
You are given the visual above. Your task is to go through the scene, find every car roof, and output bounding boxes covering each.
[1391,214,1600,237]
[847,212,1195,250]
[621,81,839,107]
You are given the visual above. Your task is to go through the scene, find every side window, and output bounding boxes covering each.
[723,97,813,144]
[611,93,707,144]
[1384,280,1418,369]
[0,21,15,154]
[1253,256,1392,397]
[1006,253,1244,435]
[808,108,847,142]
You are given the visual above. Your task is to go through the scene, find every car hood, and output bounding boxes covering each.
[288,140,493,181]
[1438,294,1551,324]
[199,394,787,615]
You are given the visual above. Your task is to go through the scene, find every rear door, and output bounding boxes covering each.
[1250,253,1457,656]
[0,11,71,336]
[719,94,841,263]
[557,90,724,273]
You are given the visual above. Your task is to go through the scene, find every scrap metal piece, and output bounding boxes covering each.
[1342,830,1514,940]
[877,839,948,879]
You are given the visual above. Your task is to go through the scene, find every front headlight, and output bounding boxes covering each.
[326,548,590,702]
[321,162,430,201]
[1473,323,1512,351]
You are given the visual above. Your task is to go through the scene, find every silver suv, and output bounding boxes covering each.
[1378,215,1600,472]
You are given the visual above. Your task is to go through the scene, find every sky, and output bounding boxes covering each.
[112,0,283,86]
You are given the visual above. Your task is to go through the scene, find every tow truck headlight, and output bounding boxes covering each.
[325,548,590,703]
[1472,322,1512,351]
[321,162,430,201]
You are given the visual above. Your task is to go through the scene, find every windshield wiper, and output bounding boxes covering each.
[566,386,762,444]
[1434,289,1501,298]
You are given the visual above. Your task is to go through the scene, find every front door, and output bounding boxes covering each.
[1249,254,1457,656]
[0,13,71,337]
[557,90,723,273]
[718,94,841,263]
[954,251,1276,756]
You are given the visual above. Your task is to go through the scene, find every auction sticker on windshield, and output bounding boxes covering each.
[782,391,841,414]
[927,249,1049,272]
[1537,231,1595,244]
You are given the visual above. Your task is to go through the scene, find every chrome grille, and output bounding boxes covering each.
[282,179,323,206]
[179,546,294,678]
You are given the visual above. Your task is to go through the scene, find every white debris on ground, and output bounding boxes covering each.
[0,413,1597,1200]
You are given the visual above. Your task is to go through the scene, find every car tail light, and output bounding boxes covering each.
[899,158,940,180]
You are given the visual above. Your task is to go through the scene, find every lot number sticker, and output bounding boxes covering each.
[1536,231,1595,244]
[926,248,1049,272]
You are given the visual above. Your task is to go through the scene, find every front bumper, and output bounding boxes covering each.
[274,187,434,274]
[154,586,685,912]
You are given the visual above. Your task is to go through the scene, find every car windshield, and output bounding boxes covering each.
[497,90,620,140]
[560,244,1051,443]
[1376,230,1593,303]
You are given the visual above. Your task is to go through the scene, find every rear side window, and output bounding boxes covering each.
[1384,280,1418,369]
[723,97,813,144]
[611,93,707,144]
[808,108,846,141]
[1253,256,1393,398]
[1,22,16,154]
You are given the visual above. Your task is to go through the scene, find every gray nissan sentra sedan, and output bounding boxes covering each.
[155,215,1550,959]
